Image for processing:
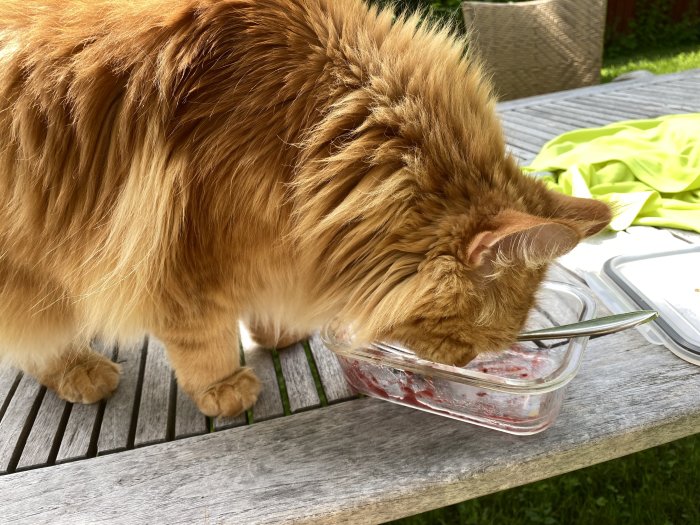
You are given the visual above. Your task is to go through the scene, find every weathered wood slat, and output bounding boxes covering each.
[627,83,700,103]
[174,384,207,439]
[500,125,549,151]
[502,111,572,134]
[501,118,558,142]
[664,73,700,83]
[630,84,700,101]
[555,99,640,121]
[665,72,700,82]
[277,342,320,413]
[664,78,700,91]
[496,69,700,111]
[501,109,568,132]
[537,105,620,128]
[586,98,668,118]
[562,94,666,122]
[510,106,598,129]
[539,104,615,125]
[631,80,694,93]
[502,133,542,154]
[55,343,115,464]
[133,338,172,447]
[308,334,356,403]
[498,115,553,147]
[578,96,659,119]
[0,375,43,474]
[667,70,700,80]
[594,91,691,112]
[501,132,549,156]
[0,366,20,419]
[97,340,145,455]
[1,326,698,524]
[662,83,700,98]
[597,94,696,115]
[16,390,66,470]
[244,346,284,422]
[507,107,588,131]
[594,91,694,112]
[55,401,99,464]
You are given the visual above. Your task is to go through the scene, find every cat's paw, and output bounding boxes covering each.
[56,353,121,404]
[194,367,261,418]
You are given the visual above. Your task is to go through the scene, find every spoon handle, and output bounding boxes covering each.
[517,310,659,341]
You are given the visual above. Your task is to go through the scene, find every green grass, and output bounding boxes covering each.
[601,43,700,83]
[389,433,700,525]
[389,44,700,525]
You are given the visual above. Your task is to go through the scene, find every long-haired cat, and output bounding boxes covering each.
[0,0,610,417]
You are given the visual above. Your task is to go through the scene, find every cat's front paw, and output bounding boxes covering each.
[56,353,121,404]
[194,367,261,417]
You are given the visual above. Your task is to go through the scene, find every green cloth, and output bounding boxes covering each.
[523,113,700,233]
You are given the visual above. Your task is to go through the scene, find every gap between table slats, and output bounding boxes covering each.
[0,373,44,474]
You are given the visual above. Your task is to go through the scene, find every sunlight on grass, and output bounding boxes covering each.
[601,44,700,83]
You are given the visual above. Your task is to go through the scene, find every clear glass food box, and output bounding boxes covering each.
[322,281,597,435]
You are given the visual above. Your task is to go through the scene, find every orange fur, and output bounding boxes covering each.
[0,0,610,415]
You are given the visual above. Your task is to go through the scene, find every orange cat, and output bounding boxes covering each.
[0,0,610,417]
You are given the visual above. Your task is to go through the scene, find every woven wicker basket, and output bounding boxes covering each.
[462,0,607,101]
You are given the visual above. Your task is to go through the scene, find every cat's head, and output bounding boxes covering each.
[296,108,611,368]
[352,183,611,366]
[340,178,611,365]
[301,154,611,366]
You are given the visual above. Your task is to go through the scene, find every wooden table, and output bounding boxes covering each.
[1,69,699,524]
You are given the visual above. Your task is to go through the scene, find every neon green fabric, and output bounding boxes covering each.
[523,113,700,233]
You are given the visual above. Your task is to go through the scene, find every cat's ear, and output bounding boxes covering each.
[547,192,612,238]
[466,211,579,268]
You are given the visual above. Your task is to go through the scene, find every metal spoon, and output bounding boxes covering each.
[517,310,659,341]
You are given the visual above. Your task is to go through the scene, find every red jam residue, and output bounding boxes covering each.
[339,339,553,427]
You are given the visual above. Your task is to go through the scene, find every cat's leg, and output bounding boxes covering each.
[0,261,120,403]
[245,320,310,349]
[158,323,260,417]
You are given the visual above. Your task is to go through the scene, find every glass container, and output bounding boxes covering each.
[322,281,597,435]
